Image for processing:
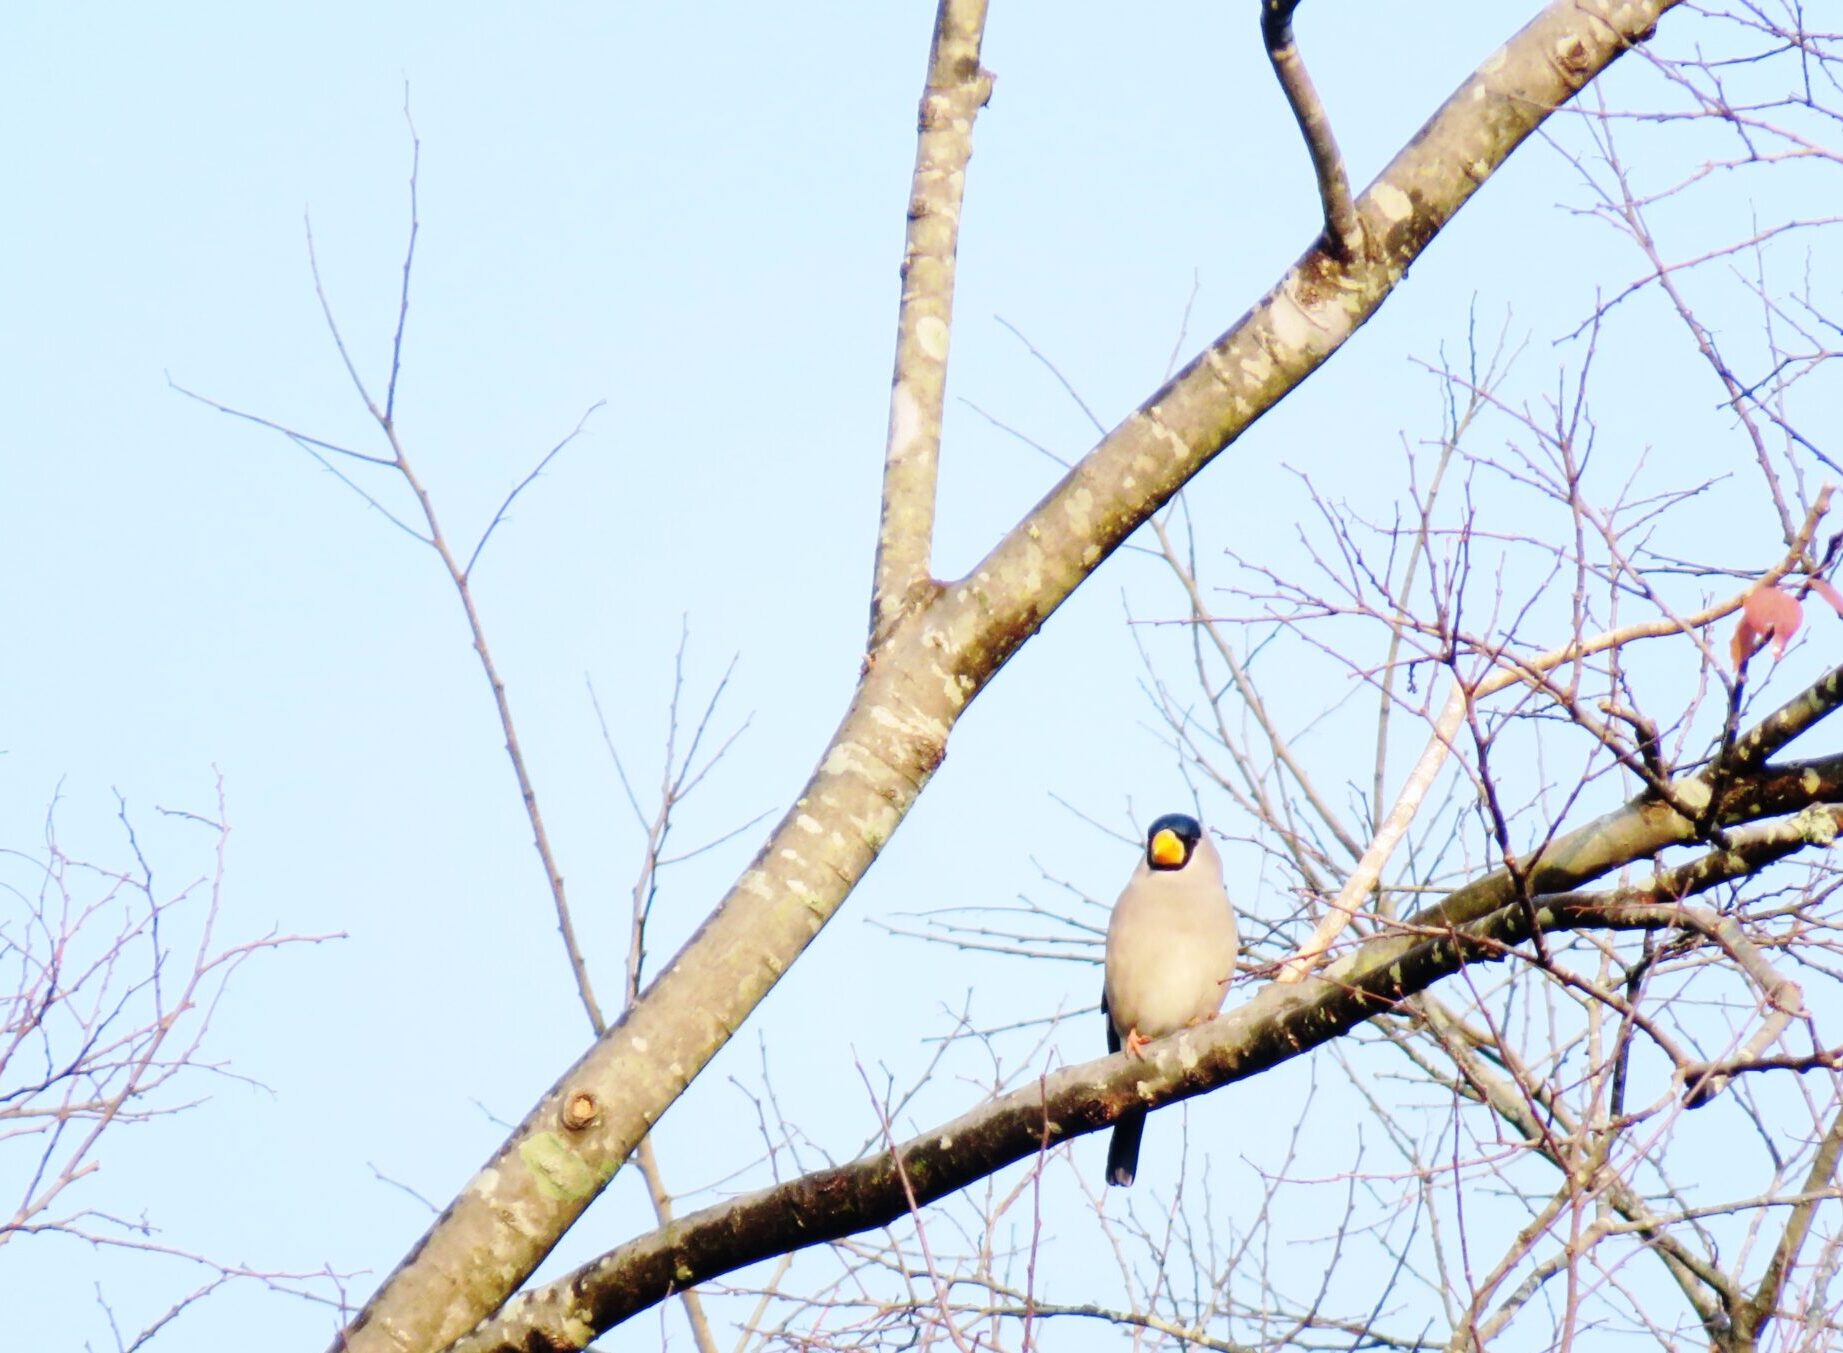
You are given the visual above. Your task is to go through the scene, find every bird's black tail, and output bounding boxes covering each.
[1106,1109,1145,1187]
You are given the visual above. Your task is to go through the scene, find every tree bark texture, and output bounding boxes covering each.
[870,0,993,648]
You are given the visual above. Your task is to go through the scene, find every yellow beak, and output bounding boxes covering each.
[1150,828,1186,867]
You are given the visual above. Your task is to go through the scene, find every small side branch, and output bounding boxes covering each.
[869,0,995,649]
[465,401,605,580]
[386,96,419,424]
[1262,0,1361,261]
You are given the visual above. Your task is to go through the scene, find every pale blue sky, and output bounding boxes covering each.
[6,4,1832,1349]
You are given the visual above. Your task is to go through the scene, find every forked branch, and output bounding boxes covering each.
[328,3,1688,1347]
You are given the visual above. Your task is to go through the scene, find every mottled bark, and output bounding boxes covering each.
[870,0,993,648]
[335,2,1687,1349]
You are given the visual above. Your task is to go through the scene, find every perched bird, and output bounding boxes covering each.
[1102,812,1239,1188]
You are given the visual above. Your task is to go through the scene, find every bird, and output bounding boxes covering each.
[1102,812,1239,1188]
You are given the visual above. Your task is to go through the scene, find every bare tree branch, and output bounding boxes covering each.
[869,0,994,649]
[1261,0,1361,260]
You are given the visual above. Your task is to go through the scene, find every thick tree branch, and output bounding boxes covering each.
[1261,0,1361,260]
[335,3,1686,1348]
[451,755,1838,1350]
[869,0,993,649]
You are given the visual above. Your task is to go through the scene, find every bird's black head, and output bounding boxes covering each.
[1144,812,1203,871]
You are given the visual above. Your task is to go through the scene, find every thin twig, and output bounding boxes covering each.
[465,400,606,579]
[386,95,419,425]
[1261,0,1361,260]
